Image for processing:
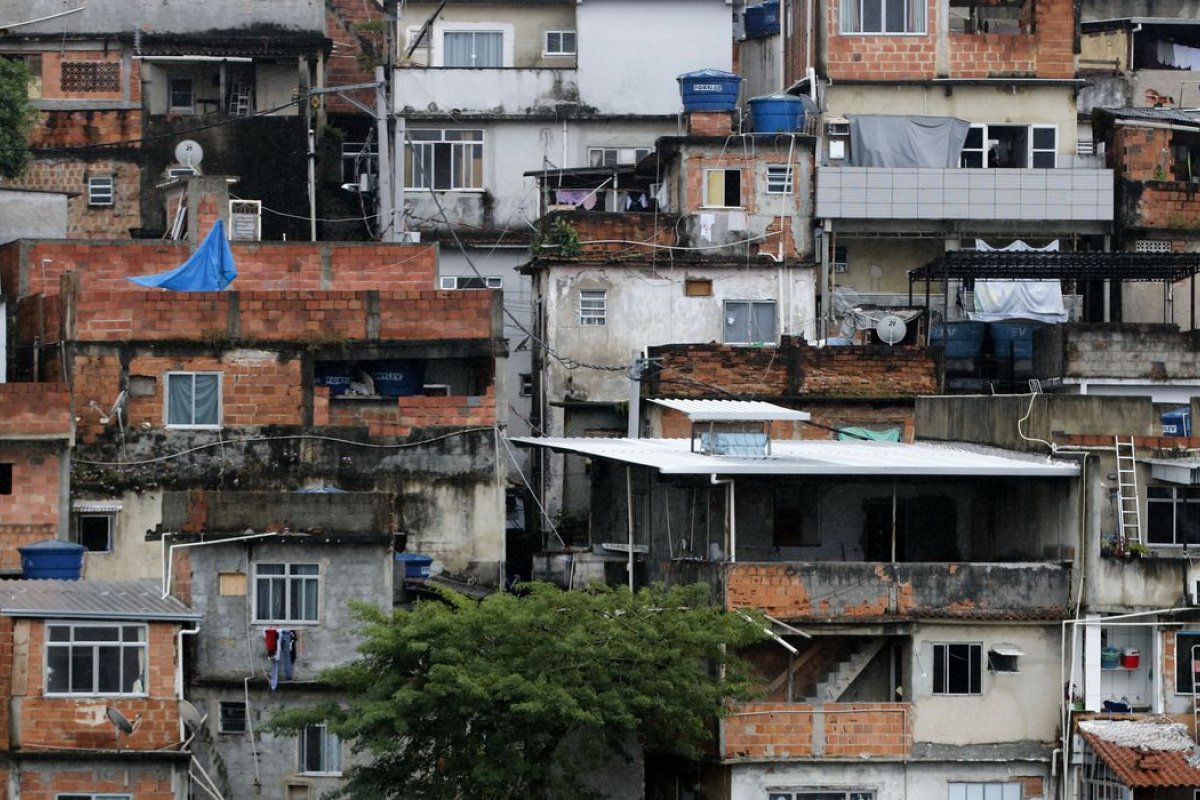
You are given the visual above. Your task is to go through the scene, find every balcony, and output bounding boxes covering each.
[722,702,912,761]
[394,67,579,115]
[671,561,1071,622]
[815,167,1113,223]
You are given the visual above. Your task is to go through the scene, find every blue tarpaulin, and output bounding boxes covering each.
[127,219,237,291]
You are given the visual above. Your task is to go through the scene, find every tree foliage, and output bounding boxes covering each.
[0,58,36,179]
[271,582,767,799]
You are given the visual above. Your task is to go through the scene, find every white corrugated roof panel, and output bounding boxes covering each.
[511,436,1078,477]
[649,398,811,422]
[1147,459,1200,486]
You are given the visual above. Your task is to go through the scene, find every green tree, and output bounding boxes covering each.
[0,58,36,178]
[271,582,766,799]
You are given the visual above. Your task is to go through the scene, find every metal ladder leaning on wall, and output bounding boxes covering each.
[1114,436,1142,546]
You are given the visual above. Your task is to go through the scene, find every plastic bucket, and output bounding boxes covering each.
[1121,648,1140,669]
[1100,647,1120,670]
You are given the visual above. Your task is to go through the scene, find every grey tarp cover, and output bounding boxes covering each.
[848,115,970,168]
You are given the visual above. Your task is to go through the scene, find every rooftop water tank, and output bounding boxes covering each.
[19,540,85,580]
[677,69,743,113]
[744,0,780,38]
[748,94,817,134]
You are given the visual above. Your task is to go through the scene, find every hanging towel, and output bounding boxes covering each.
[268,656,279,691]
[263,628,278,657]
[280,630,296,681]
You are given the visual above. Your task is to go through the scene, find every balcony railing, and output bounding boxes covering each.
[816,167,1114,222]
[722,702,913,761]
[394,67,579,114]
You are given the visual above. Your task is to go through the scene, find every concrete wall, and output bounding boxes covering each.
[575,0,733,115]
[78,490,164,581]
[739,34,783,103]
[0,191,68,246]
[1034,323,1200,384]
[184,536,392,680]
[399,1,576,68]
[8,0,325,34]
[140,62,302,117]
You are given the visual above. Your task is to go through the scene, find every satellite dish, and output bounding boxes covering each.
[174,139,204,167]
[107,706,134,734]
[179,699,205,731]
[876,314,907,346]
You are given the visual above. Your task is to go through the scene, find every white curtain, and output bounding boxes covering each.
[444,32,502,67]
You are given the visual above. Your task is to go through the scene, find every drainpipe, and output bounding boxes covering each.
[162,531,283,598]
[626,467,635,591]
[177,624,201,738]
[711,474,735,562]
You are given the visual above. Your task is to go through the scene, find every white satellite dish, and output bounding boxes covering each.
[174,139,204,167]
[876,314,907,346]
[179,699,205,731]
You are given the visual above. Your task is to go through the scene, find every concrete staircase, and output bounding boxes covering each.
[804,639,886,703]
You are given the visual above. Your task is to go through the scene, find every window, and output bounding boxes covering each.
[219,701,248,733]
[60,60,120,92]
[165,372,221,427]
[768,792,875,800]
[545,31,577,56]
[444,31,503,67]
[405,129,484,191]
[342,141,377,187]
[1148,487,1200,546]
[1176,631,1200,694]
[986,646,1022,673]
[519,373,533,397]
[960,124,1057,169]
[840,0,925,34]
[440,275,503,290]
[579,289,607,326]
[948,785,1021,800]
[724,300,776,344]
[832,245,849,273]
[254,563,320,623]
[75,512,114,552]
[703,168,743,208]
[46,624,146,696]
[588,147,650,167]
[685,278,713,297]
[169,77,194,112]
[932,642,982,694]
[0,463,11,495]
[87,176,113,207]
[948,3,1024,34]
[767,164,794,194]
[298,724,342,775]
[57,795,132,800]
[1031,125,1057,168]
[773,486,820,547]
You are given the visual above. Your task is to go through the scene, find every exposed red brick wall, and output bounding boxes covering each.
[0,439,67,571]
[15,770,174,800]
[170,547,193,606]
[686,111,734,136]
[0,160,142,240]
[0,240,438,298]
[37,50,137,104]
[825,0,1074,81]
[723,703,912,759]
[0,384,72,438]
[324,0,382,115]
[1109,126,1200,231]
[14,620,180,751]
[325,387,497,436]
[546,213,676,258]
[1055,433,1200,451]
[0,615,11,750]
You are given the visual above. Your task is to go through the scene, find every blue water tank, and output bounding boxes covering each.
[748,94,816,133]
[315,362,353,397]
[395,553,433,579]
[989,319,1047,360]
[368,360,425,398]
[20,540,85,580]
[930,320,987,360]
[1162,407,1193,437]
[744,1,780,37]
[677,69,743,112]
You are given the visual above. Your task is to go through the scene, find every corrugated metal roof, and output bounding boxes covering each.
[649,399,812,422]
[0,579,200,622]
[511,437,1079,477]
[1102,106,1200,126]
[1081,720,1200,789]
[1147,458,1200,486]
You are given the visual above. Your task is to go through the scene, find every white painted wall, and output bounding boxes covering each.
[731,760,1052,799]
[0,189,69,244]
[78,491,164,581]
[575,0,734,115]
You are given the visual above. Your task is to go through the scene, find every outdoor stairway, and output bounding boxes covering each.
[1115,436,1142,545]
[804,639,886,703]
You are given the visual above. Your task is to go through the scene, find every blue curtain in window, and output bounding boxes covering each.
[194,374,219,424]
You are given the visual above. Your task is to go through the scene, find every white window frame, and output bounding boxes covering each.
[45,623,147,697]
[164,371,222,429]
[440,275,503,290]
[724,300,777,345]
[74,510,115,553]
[433,23,513,68]
[405,129,485,192]
[56,795,133,800]
[253,562,321,624]
[932,641,983,695]
[948,784,1021,800]
[168,76,194,113]
[767,792,876,800]
[579,288,607,327]
[1148,486,1200,546]
[766,164,794,194]
[87,175,114,207]
[1031,124,1058,168]
[219,700,248,734]
[588,146,651,168]
[298,723,343,776]
[702,168,743,208]
[961,123,1058,169]
[839,0,926,35]
[544,30,577,56]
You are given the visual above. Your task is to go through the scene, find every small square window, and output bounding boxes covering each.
[545,31,577,56]
[579,289,607,326]
[219,701,248,734]
[933,642,983,694]
[165,372,221,427]
[87,176,114,207]
[703,168,742,208]
[724,300,776,344]
[0,464,11,495]
[987,647,1022,673]
[766,165,794,194]
[169,77,194,112]
[75,513,114,552]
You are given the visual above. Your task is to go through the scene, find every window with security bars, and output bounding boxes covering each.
[60,61,120,92]
[1082,744,1128,800]
[406,129,484,190]
[219,701,248,733]
[579,289,607,326]
[932,642,982,694]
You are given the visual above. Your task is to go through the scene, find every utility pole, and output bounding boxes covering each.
[374,65,394,242]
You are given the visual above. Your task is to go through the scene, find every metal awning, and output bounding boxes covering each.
[73,500,123,513]
[649,398,811,423]
[1147,459,1200,486]
[511,436,1079,478]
